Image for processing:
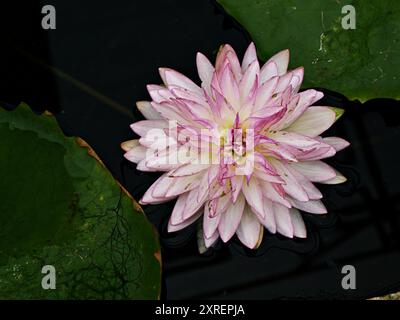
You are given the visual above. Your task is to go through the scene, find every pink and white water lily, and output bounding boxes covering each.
[122,43,349,250]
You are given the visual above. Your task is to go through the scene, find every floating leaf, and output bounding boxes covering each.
[217,0,400,101]
[0,104,161,299]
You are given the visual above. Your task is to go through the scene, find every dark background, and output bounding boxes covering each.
[1,0,400,299]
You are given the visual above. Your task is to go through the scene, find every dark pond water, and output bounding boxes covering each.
[1,0,400,299]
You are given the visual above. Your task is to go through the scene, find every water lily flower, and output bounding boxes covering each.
[122,43,349,250]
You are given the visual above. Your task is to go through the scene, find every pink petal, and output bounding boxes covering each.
[260,180,292,208]
[242,178,265,219]
[289,161,336,182]
[320,170,347,184]
[196,52,215,93]
[123,140,146,163]
[285,164,322,200]
[260,60,278,84]
[274,203,294,238]
[203,201,222,238]
[236,205,262,249]
[121,139,138,152]
[292,141,337,161]
[322,137,350,151]
[168,207,202,232]
[257,142,297,162]
[270,159,309,202]
[137,159,164,172]
[226,51,242,81]
[169,86,207,105]
[287,106,336,137]
[204,230,219,248]
[241,42,258,72]
[165,173,203,197]
[289,208,307,238]
[169,192,189,225]
[215,44,241,81]
[260,197,277,233]
[239,60,260,104]
[160,68,202,95]
[140,176,177,205]
[270,131,320,149]
[183,187,207,220]
[254,164,284,184]
[151,102,195,126]
[254,76,279,109]
[151,174,176,198]
[219,63,241,111]
[218,193,246,242]
[130,120,168,137]
[266,49,289,75]
[147,84,172,103]
[290,198,327,214]
[274,72,293,94]
[230,175,244,203]
[289,67,304,92]
[168,163,210,177]
[273,89,323,130]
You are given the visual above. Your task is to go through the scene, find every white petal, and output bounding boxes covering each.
[266,49,289,75]
[241,42,258,72]
[259,180,291,208]
[218,193,246,242]
[289,161,336,182]
[239,60,259,104]
[160,68,202,95]
[286,164,323,200]
[169,192,190,225]
[287,106,336,137]
[289,208,307,238]
[136,101,163,120]
[270,131,320,149]
[274,203,294,238]
[323,137,350,151]
[168,163,210,177]
[204,230,219,248]
[168,208,202,232]
[321,170,347,184]
[130,120,168,137]
[242,178,265,219]
[260,197,276,233]
[236,205,263,249]
[183,187,207,220]
[165,173,202,197]
[269,159,309,202]
[254,76,278,109]
[140,177,176,205]
[121,139,139,152]
[123,141,147,163]
[203,201,222,238]
[290,198,327,214]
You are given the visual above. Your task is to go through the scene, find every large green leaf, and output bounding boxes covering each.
[0,104,161,299]
[217,0,400,101]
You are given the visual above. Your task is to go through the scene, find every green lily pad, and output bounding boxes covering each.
[217,0,400,101]
[0,104,161,299]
